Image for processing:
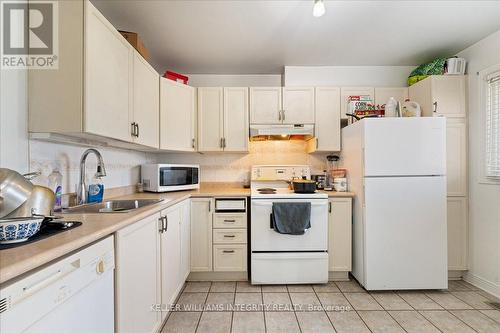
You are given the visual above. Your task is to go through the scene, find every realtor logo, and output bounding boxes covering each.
[1,0,58,69]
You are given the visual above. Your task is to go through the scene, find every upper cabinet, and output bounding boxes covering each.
[250,87,314,124]
[85,1,132,142]
[249,87,282,124]
[132,53,160,148]
[160,78,197,151]
[198,87,249,152]
[307,87,341,153]
[374,87,409,106]
[223,87,250,152]
[340,87,374,119]
[282,87,315,124]
[29,0,160,149]
[409,75,466,117]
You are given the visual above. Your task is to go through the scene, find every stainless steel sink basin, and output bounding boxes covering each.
[62,199,165,214]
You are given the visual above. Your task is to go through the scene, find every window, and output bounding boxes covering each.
[486,70,500,178]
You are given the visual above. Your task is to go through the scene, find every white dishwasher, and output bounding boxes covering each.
[0,236,115,333]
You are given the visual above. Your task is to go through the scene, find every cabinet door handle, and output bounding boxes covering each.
[223,235,236,238]
[192,138,195,149]
[131,122,136,137]
[278,110,282,121]
[220,138,223,148]
[282,110,285,121]
[433,101,438,113]
[223,250,235,254]
[316,138,319,149]
[135,123,139,137]
[164,215,168,232]
[329,202,332,213]
[224,219,236,223]
[208,201,211,212]
[223,138,226,148]
[158,217,164,233]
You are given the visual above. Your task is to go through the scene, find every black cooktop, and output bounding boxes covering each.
[0,221,82,250]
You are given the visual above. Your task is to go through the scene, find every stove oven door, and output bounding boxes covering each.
[251,198,328,252]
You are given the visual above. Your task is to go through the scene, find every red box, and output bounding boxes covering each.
[164,71,189,84]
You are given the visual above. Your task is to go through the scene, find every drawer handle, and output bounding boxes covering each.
[224,219,236,223]
[223,250,235,253]
[223,235,236,238]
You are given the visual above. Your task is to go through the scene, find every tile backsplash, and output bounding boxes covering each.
[157,141,330,183]
[29,140,156,194]
[28,140,330,194]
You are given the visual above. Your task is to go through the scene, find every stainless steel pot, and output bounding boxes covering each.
[6,185,55,218]
[0,168,34,218]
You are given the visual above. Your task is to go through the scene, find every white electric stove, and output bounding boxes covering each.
[250,165,329,285]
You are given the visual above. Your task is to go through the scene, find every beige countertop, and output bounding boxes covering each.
[0,185,354,285]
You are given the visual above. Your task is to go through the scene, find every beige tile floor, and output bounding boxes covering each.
[162,279,500,333]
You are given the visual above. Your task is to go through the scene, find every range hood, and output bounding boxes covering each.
[249,124,315,141]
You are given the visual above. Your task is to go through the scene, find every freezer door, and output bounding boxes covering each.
[363,176,447,290]
[363,118,446,176]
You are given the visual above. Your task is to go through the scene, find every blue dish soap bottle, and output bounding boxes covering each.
[87,173,104,203]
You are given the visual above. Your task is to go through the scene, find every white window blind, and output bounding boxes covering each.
[486,70,500,178]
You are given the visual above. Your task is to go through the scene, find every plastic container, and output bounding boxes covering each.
[385,97,398,117]
[48,169,63,212]
[87,174,104,203]
[163,71,189,84]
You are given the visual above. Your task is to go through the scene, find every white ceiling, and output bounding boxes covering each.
[91,0,500,74]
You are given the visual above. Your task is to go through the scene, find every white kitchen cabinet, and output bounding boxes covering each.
[29,1,161,149]
[249,87,282,124]
[282,87,315,124]
[160,205,182,320]
[116,213,162,333]
[223,87,249,151]
[198,87,249,152]
[408,75,466,117]
[213,245,247,272]
[446,119,467,196]
[374,87,409,106]
[198,87,224,151]
[84,0,132,142]
[132,52,159,148]
[447,197,468,271]
[160,78,197,151]
[180,199,191,281]
[340,87,375,119]
[328,198,352,272]
[191,198,214,271]
[307,87,341,153]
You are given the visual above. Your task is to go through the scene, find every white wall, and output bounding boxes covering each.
[284,66,415,87]
[457,29,500,297]
[187,74,282,87]
[0,69,29,173]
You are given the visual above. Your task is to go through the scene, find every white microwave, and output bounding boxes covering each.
[141,164,200,192]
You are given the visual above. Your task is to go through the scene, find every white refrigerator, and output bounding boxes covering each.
[342,117,448,290]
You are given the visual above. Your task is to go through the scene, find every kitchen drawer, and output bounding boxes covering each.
[213,229,247,244]
[213,245,247,272]
[213,213,246,229]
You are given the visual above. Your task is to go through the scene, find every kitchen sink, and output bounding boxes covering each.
[62,199,165,214]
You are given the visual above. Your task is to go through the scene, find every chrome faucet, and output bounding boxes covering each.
[77,148,106,205]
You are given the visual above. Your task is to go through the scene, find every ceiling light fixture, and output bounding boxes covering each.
[313,0,326,17]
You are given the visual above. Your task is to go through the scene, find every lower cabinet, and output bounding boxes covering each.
[160,205,182,321]
[115,213,162,333]
[190,198,214,271]
[447,197,468,271]
[328,198,353,272]
[115,199,191,332]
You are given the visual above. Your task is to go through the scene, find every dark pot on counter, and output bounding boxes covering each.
[292,179,317,193]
